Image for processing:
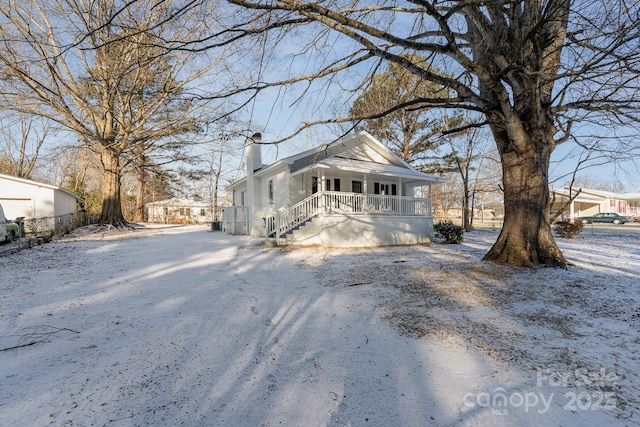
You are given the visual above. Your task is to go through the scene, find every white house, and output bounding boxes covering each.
[550,186,640,219]
[0,173,78,221]
[223,131,446,247]
[146,198,222,224]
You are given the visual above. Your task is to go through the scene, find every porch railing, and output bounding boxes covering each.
[269,191,431,239]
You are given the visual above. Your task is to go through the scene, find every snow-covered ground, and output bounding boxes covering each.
[0,224,638,426]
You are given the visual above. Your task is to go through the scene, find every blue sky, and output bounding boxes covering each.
[239,94,638,193]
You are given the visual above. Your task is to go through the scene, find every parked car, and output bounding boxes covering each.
[0,203,20,242]
[578,212,630,224]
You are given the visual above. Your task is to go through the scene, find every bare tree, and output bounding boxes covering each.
[196,0,640,266]
[441,115,492,232]
[42,145,103,213]
[0,110,51,179]
[0,0,223,226]
[202,131,243,221]
[431,174,462,221]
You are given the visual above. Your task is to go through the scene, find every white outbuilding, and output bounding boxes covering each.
[0,173,78,221]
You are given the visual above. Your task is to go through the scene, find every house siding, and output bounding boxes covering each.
[54,191,78,218]
[289,174,304,204]
[284,213,434,247]
[249,167,290,236]
[146,199,221,223]
[0,175,77,220]
[289,137,395,174]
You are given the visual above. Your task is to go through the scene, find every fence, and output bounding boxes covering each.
[222,205,248,235]
[20,212,100,237]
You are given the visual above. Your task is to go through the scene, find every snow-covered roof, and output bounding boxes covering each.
[145,198,209,207]
[0,173,79,200]
[552,187,640,202]
[227,131,444,190]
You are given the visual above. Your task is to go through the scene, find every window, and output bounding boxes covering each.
[374,182,396,195]
[200,208,206,216]
[352,180,362,193]
[268,180,274,205]
[241,191,245,206]
[325,179,331,191]
[312,176,318,194]
[334,178,341,192]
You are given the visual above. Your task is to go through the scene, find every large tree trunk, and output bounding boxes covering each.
[134,156,146,223]
[483,130,567,267]
[213,172,220,221]
[135,176,145,223]
[462,170,472,232]
[100,148,126,226]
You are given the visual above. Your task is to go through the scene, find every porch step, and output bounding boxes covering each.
[287,216,312,234]
[279,216,314,241]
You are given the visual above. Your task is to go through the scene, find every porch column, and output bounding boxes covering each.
[428,182,433,215]
[363,175,368,194]
[320,171,326,210]
[570,200,575,219]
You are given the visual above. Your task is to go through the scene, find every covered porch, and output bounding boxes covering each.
[291,157,436,200]
[266,190,434,246]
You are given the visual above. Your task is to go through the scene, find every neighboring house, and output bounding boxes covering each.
[146,198,222,224]
[0,173,79,234]
[550,186,640,219]
[223,131,446,247]
[436,207,500,221]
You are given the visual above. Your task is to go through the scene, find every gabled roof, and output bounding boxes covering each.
[145,198,209,207]
[552,186,640,203]
[0,173,79,200]
[227,131,445,190]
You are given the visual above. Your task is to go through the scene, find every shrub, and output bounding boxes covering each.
[434,220,464,244]
[40,230,57,243]
[554,220,583,238]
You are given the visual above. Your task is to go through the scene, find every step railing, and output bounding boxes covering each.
[268,192,323,238]
[268,191,432,240]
